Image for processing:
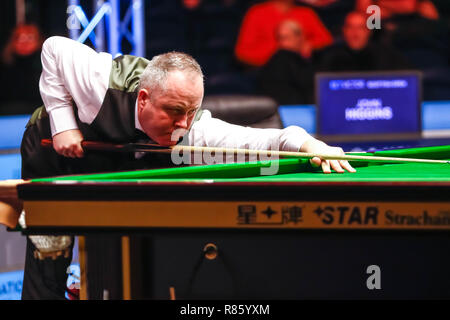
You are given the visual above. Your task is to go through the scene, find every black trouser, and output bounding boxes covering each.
[21,237,74,300]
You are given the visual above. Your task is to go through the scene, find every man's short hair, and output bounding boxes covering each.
[139,51,203,95]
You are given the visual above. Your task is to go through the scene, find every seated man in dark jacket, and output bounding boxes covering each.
[257,19,316,105]
[318,11,411,71]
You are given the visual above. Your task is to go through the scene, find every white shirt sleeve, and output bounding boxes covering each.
[189,110,313,153]
[39,36,112,136]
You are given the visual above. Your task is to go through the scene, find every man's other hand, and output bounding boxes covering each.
[0,179,25,228]
[300,138,356,174]
[52,129,84,158]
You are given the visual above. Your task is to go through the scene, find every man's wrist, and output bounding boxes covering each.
[48,106,79,137]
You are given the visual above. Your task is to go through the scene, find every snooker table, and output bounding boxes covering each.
[17,145,450,299]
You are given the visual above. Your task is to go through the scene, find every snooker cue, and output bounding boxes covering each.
[40,139,450,165]
[172,145,450,164]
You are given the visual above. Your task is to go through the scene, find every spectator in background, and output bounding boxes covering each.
[355,0,439,20]
[297,0,355,37]
[182,0,202,10]
[356,0,448,72]
[318,11,411,71]
[257,19,315,105]
[0,24,43,115]
[234,0,333,67]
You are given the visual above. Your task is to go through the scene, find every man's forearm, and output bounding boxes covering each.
[39,36,112,136]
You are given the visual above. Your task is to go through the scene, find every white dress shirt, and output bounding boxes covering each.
[39,36,313,155]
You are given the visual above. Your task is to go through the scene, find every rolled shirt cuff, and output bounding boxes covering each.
[48,105,79,137]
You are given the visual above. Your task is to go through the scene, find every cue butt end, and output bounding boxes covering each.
[169,286,176,300]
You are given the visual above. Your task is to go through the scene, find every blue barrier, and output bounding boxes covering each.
[278,104,316,134]
[422,101,450,130]
[0,115,29,150]
[0,270,23,300]
[0,154,21,180]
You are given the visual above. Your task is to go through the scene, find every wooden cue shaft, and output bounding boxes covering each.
[171,145,450,165]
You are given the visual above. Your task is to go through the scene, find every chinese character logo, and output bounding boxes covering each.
[238,205,257,224]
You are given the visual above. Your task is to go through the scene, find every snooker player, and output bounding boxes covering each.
[18,36,354,299]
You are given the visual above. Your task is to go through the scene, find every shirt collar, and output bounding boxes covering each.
[135,99,144,132]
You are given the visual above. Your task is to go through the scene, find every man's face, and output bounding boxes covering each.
[137,70,204,146]
[13,25,41,56]
[342,13,371,51]
[277,22,304,53]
